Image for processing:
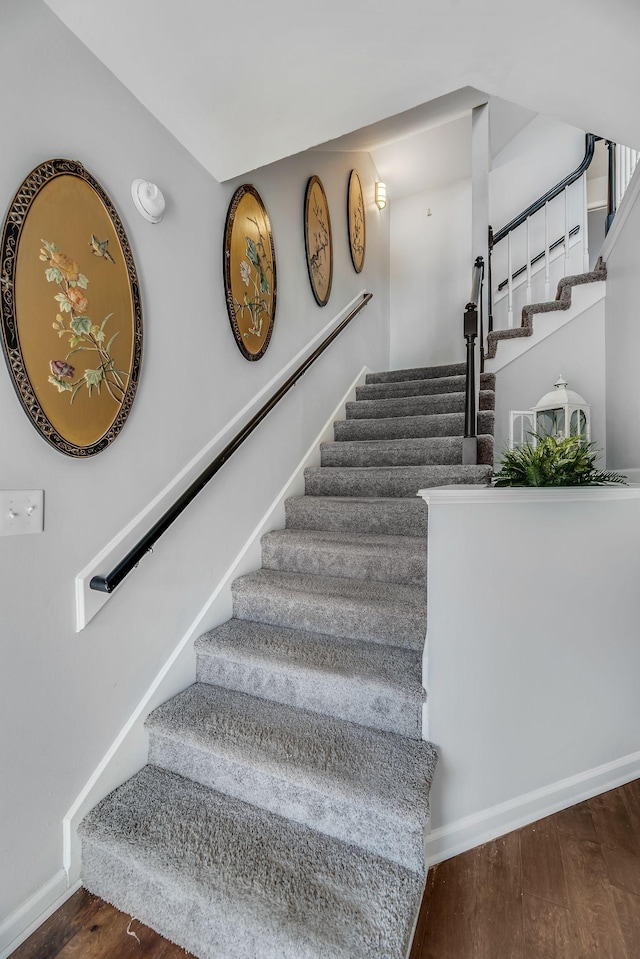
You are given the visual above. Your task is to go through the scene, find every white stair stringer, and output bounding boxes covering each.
[485,278,605,373]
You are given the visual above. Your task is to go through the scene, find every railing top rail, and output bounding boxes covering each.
[467,255,484,310]
[492,133,599,247]
[90,291,373,595]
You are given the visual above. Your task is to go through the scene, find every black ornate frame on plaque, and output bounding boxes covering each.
[0,158,143,457]
[223,184,277,361]
[347,169,366,274]
[304,175,333,307]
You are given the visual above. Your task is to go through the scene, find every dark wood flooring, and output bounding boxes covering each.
[10,781,640,959]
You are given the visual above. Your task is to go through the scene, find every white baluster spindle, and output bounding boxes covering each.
[525,216,532,304]
[582,172,590,272]
[564,186,570,277]
[544,201,550,300]
[507,231,513,327]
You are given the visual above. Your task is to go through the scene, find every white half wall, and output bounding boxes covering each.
[420,485,640,863]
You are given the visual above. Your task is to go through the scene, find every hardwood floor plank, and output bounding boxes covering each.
[411,849,478,959]
[602,841,640,898]
[8,890,106,959]
[611,885,640,957]
[474,832,524,959]
[590,787,640,851]
[559,833,629,959]
[522,893,576,959]
[554,800,597,843]
[619,780,640,848]
[520,817,568,908]
[407,874,432,959]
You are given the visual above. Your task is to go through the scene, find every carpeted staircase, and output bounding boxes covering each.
[79,362,495,959]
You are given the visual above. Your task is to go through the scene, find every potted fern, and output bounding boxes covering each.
[493,434,627,487]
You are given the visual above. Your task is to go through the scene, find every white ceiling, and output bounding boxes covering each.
[43,0,640,184]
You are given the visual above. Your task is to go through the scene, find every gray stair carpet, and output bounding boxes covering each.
[80,362,495,959]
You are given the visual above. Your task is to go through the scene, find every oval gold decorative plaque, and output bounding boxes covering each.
[0,159,142,457]
[347,169,366,274]
[304,175,333,307]
[223,184,277,361]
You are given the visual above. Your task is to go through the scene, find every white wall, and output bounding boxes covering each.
[422,486,640,863]
[390,180,471,368]
[603,173,640,469]
[0,0,390,933]
[493,300,607,464]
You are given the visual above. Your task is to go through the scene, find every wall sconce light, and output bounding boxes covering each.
[375,181,387,210]
[131,179,166,223]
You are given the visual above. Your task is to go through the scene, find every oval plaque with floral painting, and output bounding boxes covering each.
[304,176,333,306]
[347,169,366,274]
[223,184,277,361]
[0,159,142,457]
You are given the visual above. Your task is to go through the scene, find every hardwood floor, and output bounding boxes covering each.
[410,780,640,959]
[10,781,640,959]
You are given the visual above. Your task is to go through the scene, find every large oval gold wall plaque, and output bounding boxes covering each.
[304,175,333,307]
[223,184,277,361]
[0,159,142,457]
[347,169,366,274]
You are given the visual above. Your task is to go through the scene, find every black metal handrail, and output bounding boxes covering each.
[463,256,484,465]
[90,292,373,594]
[492,134,598,246]
[497,225,580,291]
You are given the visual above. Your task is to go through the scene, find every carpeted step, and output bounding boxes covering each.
[334,410,495,442]
[80,764,424,959]
[285,495,428,537]
[365,363,466,384]
[320,435,494,467]
[345,390,494,421]
[261,528,426,585]
[146,683,436,870]
[304,464,492,498]
[356,372,495,401]
[231,568,426,650]
[195,619,424,739]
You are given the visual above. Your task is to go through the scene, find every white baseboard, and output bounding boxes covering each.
[75,290,368,631]
[425,748,640,865]
[62,365,369,889]
[0,872,80,959]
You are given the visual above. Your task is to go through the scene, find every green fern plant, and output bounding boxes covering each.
[493,435,627,487]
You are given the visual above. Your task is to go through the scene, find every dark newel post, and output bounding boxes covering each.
[487,226,494,334]
[606,140,617,234]
[462,300,478,465]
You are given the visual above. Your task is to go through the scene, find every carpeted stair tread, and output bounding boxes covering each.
[320,435,494,467]
[334,409,495,442]
[345,390,494,420]
[80,764,424,959]
[261,528,426,584]
[304,463,492,497]
[195,619,424,738]
[356,372,495,401]
[232,568,427,650]
[285,495,428,536]
[146,683,435,867]
[365,363,466,383]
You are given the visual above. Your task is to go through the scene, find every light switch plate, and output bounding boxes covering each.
[0,490,44,535]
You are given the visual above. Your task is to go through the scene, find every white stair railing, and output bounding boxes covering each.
[488,134,598,337]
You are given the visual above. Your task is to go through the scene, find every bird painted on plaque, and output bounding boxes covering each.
[89,235,115,264]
